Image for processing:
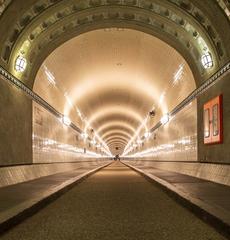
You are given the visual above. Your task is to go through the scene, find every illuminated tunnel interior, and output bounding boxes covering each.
[33,28,196,161]
[0,0,230,239]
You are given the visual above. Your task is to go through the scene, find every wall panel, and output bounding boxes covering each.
[0,76,32,166]
[33,102,102,163]
[129,100,197,161]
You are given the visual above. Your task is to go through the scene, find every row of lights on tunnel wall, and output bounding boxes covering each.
[123,113,170,155]
[43,64,110,155]
[62,115,107,152]
[122,51,213,155]
[12,56,111,156]
[46,62,112,155]
[62,107,110,154]
[14,50,214,157]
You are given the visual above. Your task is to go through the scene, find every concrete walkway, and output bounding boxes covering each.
[123,161,230,235]
[0,161,227,240]
[0,162,110,233]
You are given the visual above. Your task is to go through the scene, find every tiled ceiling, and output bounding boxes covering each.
[34,28,195,155]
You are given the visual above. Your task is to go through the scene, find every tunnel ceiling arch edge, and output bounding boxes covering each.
[0,0,229,87]
[0,0,230,155]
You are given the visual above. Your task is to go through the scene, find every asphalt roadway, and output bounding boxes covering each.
[0,161,227,240]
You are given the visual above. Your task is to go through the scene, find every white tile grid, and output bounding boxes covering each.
[33,102,101,163]
[131,100,197,161]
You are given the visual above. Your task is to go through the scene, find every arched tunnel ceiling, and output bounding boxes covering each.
[1,0,230,87]
[34,28,196,155]
[0,0,229,155]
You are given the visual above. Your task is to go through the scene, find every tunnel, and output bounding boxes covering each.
[0,1,230,239]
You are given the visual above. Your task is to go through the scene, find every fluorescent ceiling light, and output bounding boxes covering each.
[44,66,56,85]
[62,116,71,126]
[161,114,169,125]
[173,64,184,84]
[81,132,88,139]
[144,131,150,138]
[159,92,166,104]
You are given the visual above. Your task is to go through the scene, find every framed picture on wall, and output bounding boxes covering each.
[203,95,223,144]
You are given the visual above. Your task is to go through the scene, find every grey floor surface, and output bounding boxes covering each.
[130,164,230,212]
[0,161,228,240]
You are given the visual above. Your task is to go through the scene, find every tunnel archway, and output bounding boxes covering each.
[0,0,229,164]
[1,0,229,88]
[33,28,197,157]
[0,4,230,237]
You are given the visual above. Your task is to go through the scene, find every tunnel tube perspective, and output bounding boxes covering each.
[0,0,230,239]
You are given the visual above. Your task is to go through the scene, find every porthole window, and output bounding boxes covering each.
[201,52,213,69]
[15,55,27,72]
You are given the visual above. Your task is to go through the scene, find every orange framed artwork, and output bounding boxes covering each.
[203,95,223,144]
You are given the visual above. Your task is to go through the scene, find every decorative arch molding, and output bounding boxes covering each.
[105,135,129,143]
[108,143,127,148]
[108,142,126,147]
[107,137,128,151]
[108,142,127,150]
[107,138,128,145]
[94,116,141,133]
[102,131,132,141]
[109,145,126,152]
[0,0,229,87]
[99,125,134,138]
[97,121,136,136]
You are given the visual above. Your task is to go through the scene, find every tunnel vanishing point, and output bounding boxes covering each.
[0,0,230,239]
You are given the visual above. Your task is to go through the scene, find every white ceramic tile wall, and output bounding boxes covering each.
[33,102,104,163]
[128,100,197,161]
